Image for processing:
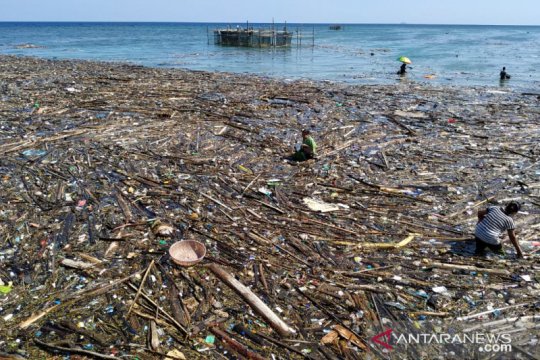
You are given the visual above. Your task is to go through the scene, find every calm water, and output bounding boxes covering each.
[1,22,539,91]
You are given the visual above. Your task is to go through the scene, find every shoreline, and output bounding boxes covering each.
[1,53,533,91]
[1,55,539,359]
[2,51,539,93]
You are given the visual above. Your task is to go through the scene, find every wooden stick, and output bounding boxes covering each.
[19,273,138,329]
[246,208,262,219]
[149,320,160,351]
[320,139,356,158]
[131,308,178,331]
[201,192,234,212]
[207,264,295,337]
[351,234,416,249]
[256,332,316,359]
[34,339,117,359]
[114,189,133,223]
[274,244,311,266]
[217,207,235,222]
[458,303,531,322]
[380,149,389,168]
[445,197,495,219]
[409,311,449,318]
[232,323,268,346]
[242,173,262,195]
[254,199,285,214]
[258,263,270,294]
[127,259,154,316]
[426,261,510,276]
[303,218,358,236]
[127,282,188,335]
[386,115,416,135]
[60,258,96,270]
[210,326,266,360]
[334,283,391,293]
[18,304,62,330]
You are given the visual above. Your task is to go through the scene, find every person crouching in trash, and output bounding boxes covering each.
[474,201,524,258]
[291,129,317,161]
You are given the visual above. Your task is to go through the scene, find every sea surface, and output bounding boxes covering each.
[1,22,539,91]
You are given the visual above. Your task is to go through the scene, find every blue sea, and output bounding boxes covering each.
[1,22,539,91]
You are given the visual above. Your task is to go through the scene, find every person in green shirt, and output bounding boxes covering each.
[292,129,317,161]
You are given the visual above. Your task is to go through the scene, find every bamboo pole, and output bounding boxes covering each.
[208,264,296,337]
[210,326,267,360]
[426,261,510,276]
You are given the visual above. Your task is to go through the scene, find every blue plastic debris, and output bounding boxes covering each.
[205,335,215,344]
[21,149,47,157]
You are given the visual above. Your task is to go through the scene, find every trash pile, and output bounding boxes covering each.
[1,55,539,359]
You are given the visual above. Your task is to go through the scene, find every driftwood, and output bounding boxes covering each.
[458,303,532,322]
[127,260,154,316]
[60,258,96,270]
[210,326,266,360]
[208,264,296,337]
[425,261,511,276]
[126,282,188,335]
[34,339,118,360]
[19,272,139,329]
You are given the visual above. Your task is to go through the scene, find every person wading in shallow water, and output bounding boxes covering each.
[474,202,524,258]
[291,129,317,161]
[500,66,511,80]
[398,63,407,75]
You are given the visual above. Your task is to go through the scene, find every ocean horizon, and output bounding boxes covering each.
[1,22,539,91]
[2,21,540,25]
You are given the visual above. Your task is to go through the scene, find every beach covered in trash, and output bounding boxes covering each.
[0,55,539,359]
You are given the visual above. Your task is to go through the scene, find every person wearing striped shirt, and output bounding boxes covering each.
[474,202,523,258]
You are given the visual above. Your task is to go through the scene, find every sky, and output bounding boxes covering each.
[1,0,539,25]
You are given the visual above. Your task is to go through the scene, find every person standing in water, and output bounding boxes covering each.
[398,63,407,75]
[500,67,511,80]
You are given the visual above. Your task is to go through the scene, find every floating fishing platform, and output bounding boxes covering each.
[329,25,343,30]
[213,26,293,48]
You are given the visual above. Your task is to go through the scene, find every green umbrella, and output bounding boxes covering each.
[398,56,412,64]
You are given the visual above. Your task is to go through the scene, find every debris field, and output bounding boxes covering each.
[1,56,539,359]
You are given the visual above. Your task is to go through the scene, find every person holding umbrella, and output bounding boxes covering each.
[397,56,411,75]
[398,63,407,75]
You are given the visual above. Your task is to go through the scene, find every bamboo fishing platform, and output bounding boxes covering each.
[213,26,293,48]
